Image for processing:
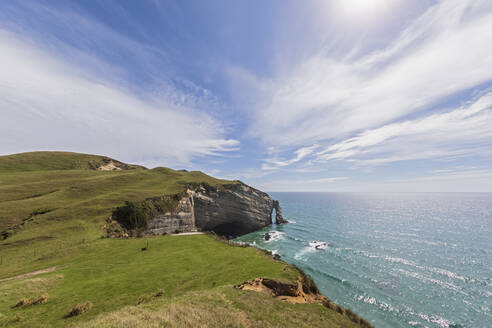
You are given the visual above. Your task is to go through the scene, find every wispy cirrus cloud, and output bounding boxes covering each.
[246,0,492,149]
[0,29,238,166]
[262,144,318,170]
[315,92,492,165]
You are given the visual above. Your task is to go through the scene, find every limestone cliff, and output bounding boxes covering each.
[144,195,195,235]
[142,182,285,237]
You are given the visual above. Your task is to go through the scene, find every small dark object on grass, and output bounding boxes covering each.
[137,289,165,304]
[12,295,48,308]
[31,295,49,305]
[67,301,92,317]
[141,240,149,251]
[13,298,29,308]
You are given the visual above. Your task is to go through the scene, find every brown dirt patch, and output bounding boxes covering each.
[0,266,58,284]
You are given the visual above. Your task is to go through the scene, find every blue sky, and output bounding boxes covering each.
[1,0,492,192]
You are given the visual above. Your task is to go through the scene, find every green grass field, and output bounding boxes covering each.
[0,152,366,327]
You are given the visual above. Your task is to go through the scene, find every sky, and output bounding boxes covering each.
[1,0,492,192]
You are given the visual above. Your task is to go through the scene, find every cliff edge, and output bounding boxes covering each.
[124,182,287,238]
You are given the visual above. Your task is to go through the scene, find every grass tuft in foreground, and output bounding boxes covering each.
[67,301,93,317]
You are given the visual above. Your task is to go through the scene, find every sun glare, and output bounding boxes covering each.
[337,0,392,19]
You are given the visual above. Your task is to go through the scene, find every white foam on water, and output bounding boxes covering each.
[357,294,454,327]
[397,269,466,294]
[428,267,466,282]
[382,255,417,267]
[264,231,284,243]
[309,241,329,250]
[413,312,455,328]
[294,247,311,260]
[356,295,396,312]
[378,255,468,283]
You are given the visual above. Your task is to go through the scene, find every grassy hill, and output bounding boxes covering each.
[0,152,368,327]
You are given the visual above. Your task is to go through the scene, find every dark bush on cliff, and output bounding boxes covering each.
[112,195,182,231]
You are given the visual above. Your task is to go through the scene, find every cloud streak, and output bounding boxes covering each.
[248,0,492,147]
[0,30,238,166]
[315,92,492,165]
[262,144,318,170]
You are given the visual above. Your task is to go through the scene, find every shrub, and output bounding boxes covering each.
[31,295,48,305]
[112,196,181,231]
[12,299,29,308]
[12,295,48,308]
[68,301,92,317]
[112,201,148,230]
[31,208,54,216]
[137,289,165,304]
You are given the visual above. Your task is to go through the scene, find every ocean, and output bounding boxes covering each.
[234,193,492,328]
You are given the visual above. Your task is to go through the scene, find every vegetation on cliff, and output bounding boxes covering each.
[111,196,182,232]
[0,152,370,327]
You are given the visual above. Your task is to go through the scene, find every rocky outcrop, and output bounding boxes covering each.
[235,275,373,327]
[142,182,286,237]
[235,277,319,304]
[191,183,274,237]
[272,200,288,224]
[90,157,143,171]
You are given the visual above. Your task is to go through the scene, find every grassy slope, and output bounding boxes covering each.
[0,152,233,277]
[0,152,362,327]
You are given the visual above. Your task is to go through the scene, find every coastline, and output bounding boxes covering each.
[208,232,374,328]
[0,152,373,327]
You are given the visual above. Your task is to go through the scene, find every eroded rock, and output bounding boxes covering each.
[273,200,288,224]
[142,182,284,237]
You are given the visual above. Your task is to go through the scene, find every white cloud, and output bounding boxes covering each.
[262,144,318,170]
[0,30,238,166]
[247,0,492,147]
[310,177,347,183]
[315,92,492,165]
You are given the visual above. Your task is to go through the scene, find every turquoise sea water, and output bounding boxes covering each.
[235,193,492,328]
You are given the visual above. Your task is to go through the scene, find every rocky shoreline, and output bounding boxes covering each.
[209,233,374,328]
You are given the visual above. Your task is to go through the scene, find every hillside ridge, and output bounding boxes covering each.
[0,151,371,328]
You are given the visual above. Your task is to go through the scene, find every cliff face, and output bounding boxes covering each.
[192,183,273,237]
[143,182,284,237]
[144,195,195,235]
